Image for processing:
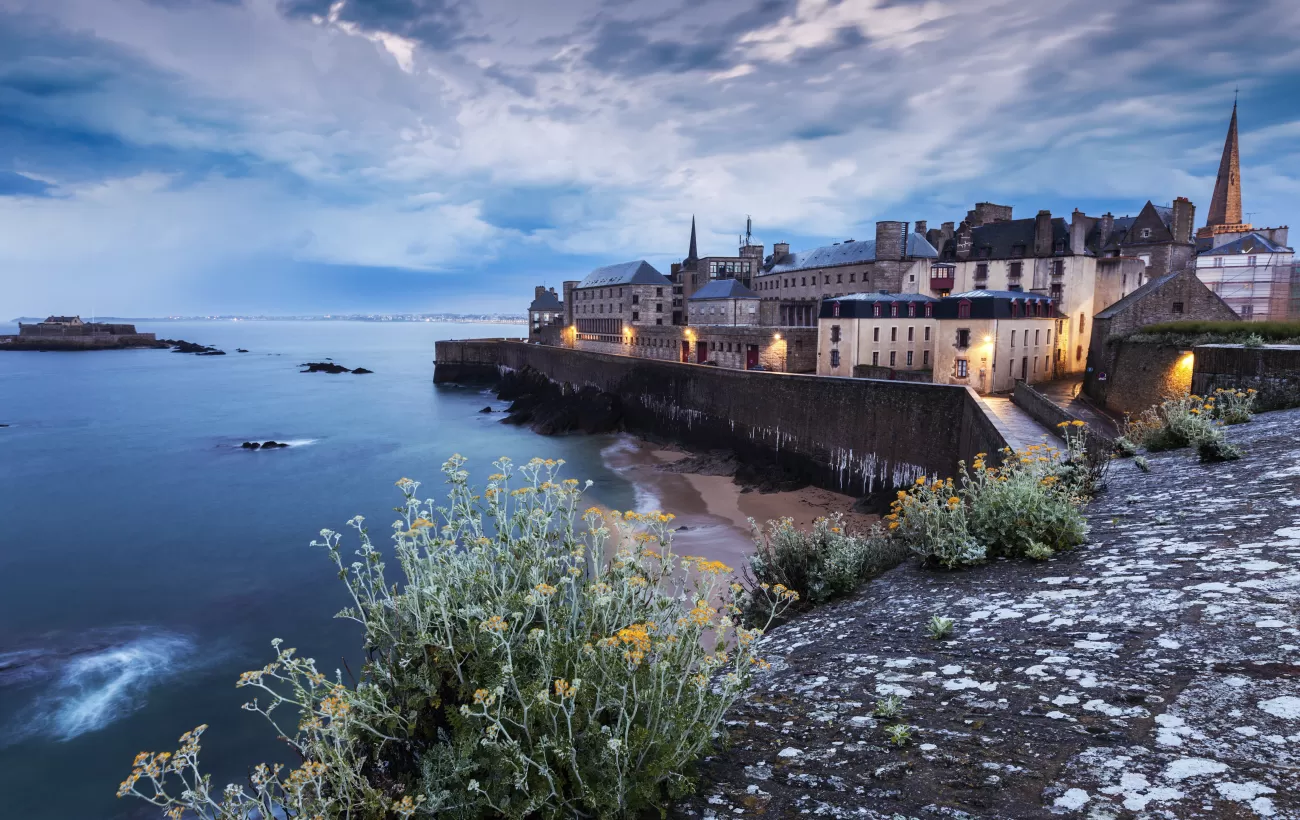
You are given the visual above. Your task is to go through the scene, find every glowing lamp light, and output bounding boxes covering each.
[773,332,782,340]
[983,334,992,343]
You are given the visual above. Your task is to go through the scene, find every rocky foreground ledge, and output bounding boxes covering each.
[676,408,1300,820]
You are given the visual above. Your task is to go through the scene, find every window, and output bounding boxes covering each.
[978,247,991,259]
[956,328,971,348]
[1009,261,1023,278]
[890,304,899,318]
[924,303,933,318]
[873,304,882,318]
[1033,357,1037,373]
[1011,330,1017,348]
[830,349,841,368]
[975,263,988,280]
[958,300,971,319]
[1054,239,1065,253]
[956,359,969,377]
[1213,257,1224,267]
[1140,228,1151,239]
[1011,244,1026,258]
[656,318,663,325]
[873,327,880,342]
[655,304,663,313]
[1078,313,1085,333]
[632,294,639,305]
[824,276,830,285]
[802,277,807,286]
[632,311,639,321]
[831,324,841,343]
[837,273,843,283]
[890,327,898,342]
[906,350,914,367]
[1053,260,1064,276]
[872,351,880,366]
[849,273,856,283]
[656,288,663,297]
[923,350,930,366]
[1247,256,1257,267]
[1172,301,1184,315]
[1047,330,1052,345]
[907,327,914,342]
[889,351,897,367]
[832,301,840,318]
[1035,329,1040,345]
[1076,345,1083,361]
[924,326,931,341]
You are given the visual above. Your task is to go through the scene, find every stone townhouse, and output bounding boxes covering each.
[527,286,564,344]
[816,293,939,378]
[751,221,939,327]
[566,260,672,351]
[1084,268,1239,407]
[932,291,1061,395]
[668,217,765,325]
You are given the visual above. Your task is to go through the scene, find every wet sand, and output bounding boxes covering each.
[593,435,878,572]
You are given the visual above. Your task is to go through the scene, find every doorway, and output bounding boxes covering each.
[697,343,708,363]
[1021,356,1028,381]
[680,340,690,363]
[745,344,759,369]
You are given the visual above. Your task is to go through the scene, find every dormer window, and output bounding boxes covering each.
[924,303,933,318]
[1011,244,1026,258]
[890,304,899,317]
[1140,228,1152,239]
[873,303,881,318]
[978,247,991,259]
[957,300,971,319]
[1054,239,1066,254]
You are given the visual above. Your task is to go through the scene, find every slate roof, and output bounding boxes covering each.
[1099,204,1177,251]
[826,292,940,303]
[1198,232,1293,256]
[766,233,938,274]
[688,279,760,301]
[44,316,81,323]
[527,290,563,312]
[1094,271,1180,319]
[966,218,1075,259]
[577,260,671,288]
[949,289,1056,302]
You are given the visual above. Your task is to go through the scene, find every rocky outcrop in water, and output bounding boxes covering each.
[300,361,371,374]
[161,339,225,355]
[241,441,289,450]
[673,408,1300,819]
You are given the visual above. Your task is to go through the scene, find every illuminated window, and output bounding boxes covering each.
[956,359,969,377]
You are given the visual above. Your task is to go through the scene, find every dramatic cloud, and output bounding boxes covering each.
[1,0,1298,316]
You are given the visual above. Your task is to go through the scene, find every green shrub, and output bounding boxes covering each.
[746,514,907,612]
[1206,387,1256,424]
[1137,395,1221,451]
[1131,319,1300,346]
[1198,437,1243,463]
[1134,455,1151,473]
[884,724,914,746]
[887,441,1090,567]
[1113,436,1138,457]
[926,615,954,640]
[118,457,792,820]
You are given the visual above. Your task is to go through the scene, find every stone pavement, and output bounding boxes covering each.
[980,394,1058,452]
[674,407,1300,820]
[1034,379,1123,438]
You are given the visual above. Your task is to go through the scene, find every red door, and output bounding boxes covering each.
[745,345,759,369]
[680,341,690,363]
[697,342,708,363]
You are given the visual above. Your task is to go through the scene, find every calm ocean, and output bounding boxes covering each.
[0,321,659,819]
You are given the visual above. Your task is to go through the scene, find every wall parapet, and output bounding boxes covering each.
[1192,344,1300,411]
[435,339,1007,498]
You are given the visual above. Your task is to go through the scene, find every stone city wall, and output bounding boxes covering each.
[1192,344,1300,411]
[1088,342,1192,416]
[434,339,1007,497]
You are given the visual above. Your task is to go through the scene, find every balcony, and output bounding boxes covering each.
[929,274,955,292]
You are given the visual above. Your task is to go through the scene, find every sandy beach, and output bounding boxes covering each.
[591,435,878,572]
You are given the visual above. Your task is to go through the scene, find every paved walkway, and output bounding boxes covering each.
[1033,378,1122,437]
[979,394,1058,451]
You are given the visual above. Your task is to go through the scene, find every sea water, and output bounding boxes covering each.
[0,321,654,819]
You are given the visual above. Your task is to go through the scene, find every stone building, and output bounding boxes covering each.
[932,291,1061,395]
[1084,268,1239,407]
[669,217,765,325]
[527,286,564,344]
[1093,199,1197,278]
[686,279,761,326]
[569,260,672,347]
[622,324,815,372]
[752,221,939,327]
[4,316,162,350]
[1190,101,1295,320]
[1194,231,1294,320]
[816,293,939,378]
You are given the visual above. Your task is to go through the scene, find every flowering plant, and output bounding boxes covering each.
[119,456,791,819]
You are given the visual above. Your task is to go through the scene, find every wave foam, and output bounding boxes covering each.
[2,630,197,743]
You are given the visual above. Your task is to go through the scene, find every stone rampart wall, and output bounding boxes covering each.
[434,339,1007,496]
[1192,344,1300,411]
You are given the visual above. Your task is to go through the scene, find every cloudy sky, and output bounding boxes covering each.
[2,0,1298,317]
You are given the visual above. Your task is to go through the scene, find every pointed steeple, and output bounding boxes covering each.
[686,216,699,264]
[1204,100,1243,230]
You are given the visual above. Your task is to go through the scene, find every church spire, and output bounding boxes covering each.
[685,216,699,264]
[1204,100,1244,231]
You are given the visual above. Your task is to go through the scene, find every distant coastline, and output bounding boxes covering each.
[8,314,527,324]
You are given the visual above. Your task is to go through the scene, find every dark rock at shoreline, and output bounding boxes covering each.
[480,406,494,413]
[241,440,289,449]
[498,368,623,435]
[236,348,249,353]
[262,440,289,448]
[351,367,373,374]
[659,450,738,477]
[241,441,260,449]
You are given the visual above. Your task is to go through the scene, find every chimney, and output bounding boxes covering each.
[1099,212,1115,248]
[914,220,927,236]
[1034,210,1053,257]
[562,280,578,325]
[773,242,790,261]
[534,285,546,300]
[1171,197,1195,244]
[1070,209,1086,255]
[955,220,973,261]
[875,221,906,261]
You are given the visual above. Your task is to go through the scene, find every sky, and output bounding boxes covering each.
[2,0,1299,318]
